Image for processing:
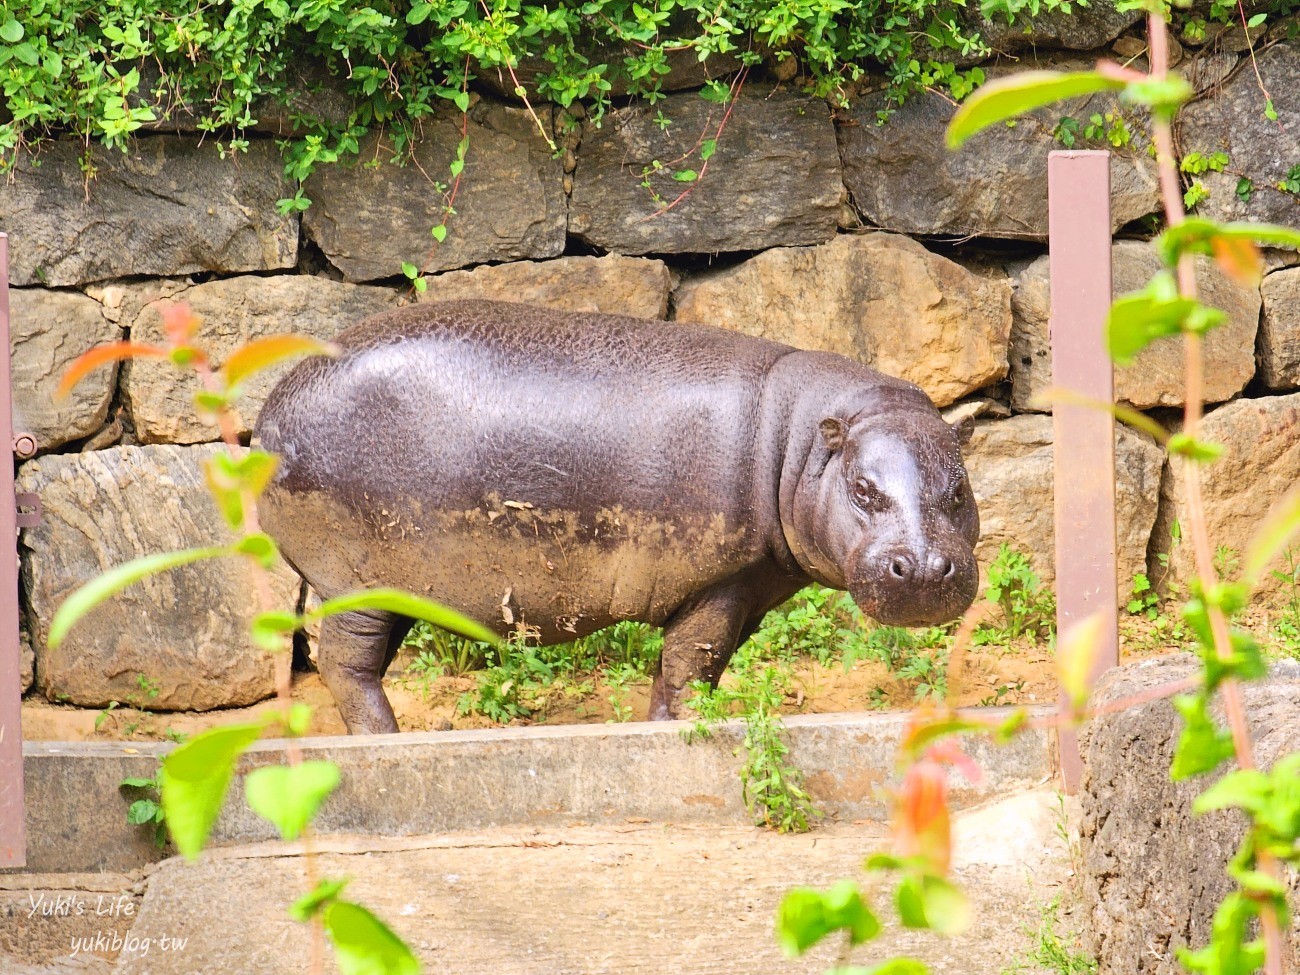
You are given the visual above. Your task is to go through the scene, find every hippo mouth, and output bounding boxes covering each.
[847,557,979,628]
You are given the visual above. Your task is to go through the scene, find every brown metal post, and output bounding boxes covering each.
[1049,152,1119,795]
[0,233,23,866]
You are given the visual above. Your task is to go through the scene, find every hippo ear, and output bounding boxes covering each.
[819,417,847,452]
[950,415,974,447]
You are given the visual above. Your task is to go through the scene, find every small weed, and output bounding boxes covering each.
[121,771,167,849]
[1002,898,1097,975]
[129,673,161,708]
[1126,573,1160,619]
[1270,548,1300,659]
[94,700,120,730]
[747,585,868,667]
[980,545,1055,642]
[979,679,1026,707]
[403,622,488,677]
[686,648,820,833]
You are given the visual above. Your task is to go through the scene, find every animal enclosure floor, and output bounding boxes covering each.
[4,790,1076,975]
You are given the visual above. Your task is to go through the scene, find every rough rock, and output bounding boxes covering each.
[20,630,32,694]
[964,414,1165,587]
[303,102,565,281]
[672,232,1011,406]
[977,3,1142,53]
[1151,392,1300,591]
[421,255,675,319]
[569,85,841,254]
[1259,266,1300,389]
[0,137,297,287]
[837,85,1161,239]
[17,444,300,711]
[10,288,121,451]
[122,275,398,444]
[1079,656,1300,974]
[1010,240,1261,411]
[1178,40,1300,225]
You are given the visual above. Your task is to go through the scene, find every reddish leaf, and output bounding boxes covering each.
[161,303,201,346]
[1210,235,1262,287]
[221,335,339,388]
[56,342,168,400]
[893,760,952,876]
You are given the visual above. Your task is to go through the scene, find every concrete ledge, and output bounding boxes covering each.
[12,708,1056,873]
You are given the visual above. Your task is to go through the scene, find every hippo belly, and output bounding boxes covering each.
[257,299,979,733]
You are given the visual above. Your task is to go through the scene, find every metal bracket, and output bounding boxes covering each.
[15,492,40,529]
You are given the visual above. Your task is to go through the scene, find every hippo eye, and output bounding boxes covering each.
[852,478,886,511]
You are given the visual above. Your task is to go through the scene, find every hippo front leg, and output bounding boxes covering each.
[648,574,802,720]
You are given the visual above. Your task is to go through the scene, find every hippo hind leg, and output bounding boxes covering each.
[317,609,414,734]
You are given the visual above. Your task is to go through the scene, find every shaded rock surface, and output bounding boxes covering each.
[1010,241,1262,410]
[421,255,675,319]
[1079,656,1300,974]
[1178,40,1300,226]
[0,137,297,287]
[17,444,299,711]
[672,232,1011,407]
[837,84,1160,239]
[20,631,32,694]
[1259,266,1300,390]
[10,288,121,451]
[303,102,565,281]
[1151,391,1300,591]
[569,85,840,254]
[964,414,1165,587]
[122,275,398,444]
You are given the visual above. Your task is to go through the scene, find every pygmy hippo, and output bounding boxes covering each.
[256,300,980,734]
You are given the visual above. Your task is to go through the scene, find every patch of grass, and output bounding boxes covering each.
[1270,547,1300,660]
[1002,897,1097,975]
[977,544,1055,643]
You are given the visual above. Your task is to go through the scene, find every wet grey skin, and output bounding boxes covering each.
[255,300,980,734]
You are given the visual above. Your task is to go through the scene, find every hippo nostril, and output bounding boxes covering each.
[940,558,955,580]
[889,556,912,581]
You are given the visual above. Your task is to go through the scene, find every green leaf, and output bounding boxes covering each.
[1193,769,1269,816]
[245,761,341,841]
[776,881,880,957]
[452,90,470,113]
[0,19,23,42]
[1120,74,1194,118]
[1170,694,1235,781]
[1167,433,1223,463]
[323,900,422,975]
[307,588,501,645]
[430,224,447,243]
[1158,218,1300,265]
[250,610,300,651]
[291,877,350,921]
[831,959,930,975]
[945,71,1124,148]
[223,336,337,389]
[127,798,162,825]
[673,169,698,182]
[235,531,280,567]
[1247,13,1266,27]
[1105,273,1227,366]
[120,777,156,789]
[699,139,717,161]
[49,546,230,649]
[401,262,419,279]
[161,722,266,859]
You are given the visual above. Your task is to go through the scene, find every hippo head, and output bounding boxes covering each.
[792,404,979,628]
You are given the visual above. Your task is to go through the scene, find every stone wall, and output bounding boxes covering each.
[5,16,1300,711]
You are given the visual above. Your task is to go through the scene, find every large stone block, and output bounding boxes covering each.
[964,414,1165,587]
[122,275,398,444]
[1010,240,1261,411]
[672,232,1010,407]
[569,85,841,254]
[421,255,675,319]
[17,444,300,711]
[1079,656,1300,974]
[1260,266,1300,390]
[1151,392,1300,591]
[1178,40,1300,226]
[10,288,121,451]
[838,85,1160,240]
[0,137,297,287]
[303,102,565,281]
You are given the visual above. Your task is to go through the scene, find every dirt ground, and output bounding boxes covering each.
[20,609,1240,743]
